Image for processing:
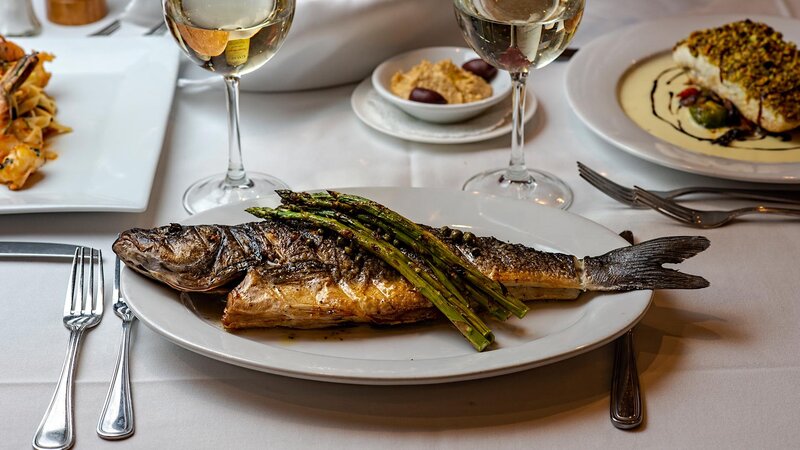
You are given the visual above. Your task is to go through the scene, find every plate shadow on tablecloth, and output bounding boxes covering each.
[157,289,736,432]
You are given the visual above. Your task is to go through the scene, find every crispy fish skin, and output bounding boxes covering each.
[224,261,438,329]
[114,221,710,330]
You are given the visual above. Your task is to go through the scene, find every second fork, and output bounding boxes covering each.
[634,186,800,227]
[577,162,800,206]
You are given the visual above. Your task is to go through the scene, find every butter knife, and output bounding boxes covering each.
[0,242,78,258]
[611,230,643,430]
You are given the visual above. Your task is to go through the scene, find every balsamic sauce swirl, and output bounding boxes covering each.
[650,66,800,151]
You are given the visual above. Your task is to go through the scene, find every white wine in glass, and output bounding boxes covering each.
[164,0,295,214]
[454,0,584,208]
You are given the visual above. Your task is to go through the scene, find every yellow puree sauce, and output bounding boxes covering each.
[618,52,800,163]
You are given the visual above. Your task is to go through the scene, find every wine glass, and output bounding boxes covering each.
[163,0,295,214]
[454,0,584,208]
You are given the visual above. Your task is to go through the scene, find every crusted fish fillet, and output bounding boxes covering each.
[114,220,710,330]
[673,20,800,132]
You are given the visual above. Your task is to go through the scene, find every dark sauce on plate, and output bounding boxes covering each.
[650,66,800,151]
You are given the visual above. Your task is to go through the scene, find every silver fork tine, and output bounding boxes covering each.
[84,249,94,315]
[634,187,695,223]
[63,249,79,317]
[587,172,635,202]
[75,247,85,314]
[577,162,636,205]
[95,250,104,315]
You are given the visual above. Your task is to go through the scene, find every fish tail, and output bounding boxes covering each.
[582,236,710,291]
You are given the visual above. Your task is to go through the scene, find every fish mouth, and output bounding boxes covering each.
[113,229,165,276]
[113,232,188,292]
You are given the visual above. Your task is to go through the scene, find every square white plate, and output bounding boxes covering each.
[0,38,179,213]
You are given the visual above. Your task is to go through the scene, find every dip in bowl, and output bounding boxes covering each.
[372,47,511,124]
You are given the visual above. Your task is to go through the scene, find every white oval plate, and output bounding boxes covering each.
[565,14,800,184]
[121,187,650,385]
[351,78,536,144]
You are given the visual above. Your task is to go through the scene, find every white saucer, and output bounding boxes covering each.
[350,78,537,144]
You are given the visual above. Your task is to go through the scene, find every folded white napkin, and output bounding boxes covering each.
[240,0,466,92]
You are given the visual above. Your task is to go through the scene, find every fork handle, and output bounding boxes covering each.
[610,329,642,429]
[674,187,800,205]
[728,205,800,222]
[33,329,84,450]
[741,206,800,217]
[97,318,135,440]
[88,19,120,37]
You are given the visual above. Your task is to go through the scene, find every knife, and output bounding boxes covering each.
[610,230,643,430]
[0,241,79,259]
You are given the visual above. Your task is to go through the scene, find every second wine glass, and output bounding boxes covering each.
[164,0,295,214]
[454,0,584,208]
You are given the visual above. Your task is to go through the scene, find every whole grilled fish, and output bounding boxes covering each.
[113,219,710,329]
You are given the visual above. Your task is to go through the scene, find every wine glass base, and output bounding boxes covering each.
[462,168,573,209]
[182,172,290,215]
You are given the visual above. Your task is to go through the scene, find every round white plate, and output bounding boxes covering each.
[565,14,800,184]
[351,78,537,144]
[121,187,650,385]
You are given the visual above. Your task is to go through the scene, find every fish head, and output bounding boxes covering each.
[113,223,233,291]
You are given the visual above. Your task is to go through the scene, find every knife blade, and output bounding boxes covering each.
[0,241,79,259]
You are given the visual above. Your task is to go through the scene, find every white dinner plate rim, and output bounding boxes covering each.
[0,37,179,213]
[350,78,537,144]
[565,14,800,184]
[121,187,651,385]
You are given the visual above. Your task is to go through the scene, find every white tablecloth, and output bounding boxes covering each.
[3,0,800,448]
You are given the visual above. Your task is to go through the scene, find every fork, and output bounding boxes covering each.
[89,19,121,36]
[97,257,135,440]
[89,0,163,36]
[577,162,800,207]
[33,248,104,450]
[91,19,165,37]
[634,186,800,228]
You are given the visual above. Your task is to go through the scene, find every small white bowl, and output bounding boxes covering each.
[371,47,511,124]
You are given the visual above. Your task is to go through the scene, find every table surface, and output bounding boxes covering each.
[3,0,800,448]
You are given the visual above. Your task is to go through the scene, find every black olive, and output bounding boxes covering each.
[462,58,497,82]
[409,87,447,104]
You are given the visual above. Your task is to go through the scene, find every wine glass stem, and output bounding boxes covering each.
[506,71,530,183]
[223,75,253,189]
